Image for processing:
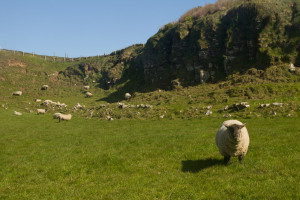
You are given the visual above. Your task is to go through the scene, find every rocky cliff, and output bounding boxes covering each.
[62,0,300,90]
[138,0,300,87]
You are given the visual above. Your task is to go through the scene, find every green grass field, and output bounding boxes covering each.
[0,109,299,199]
[1,0,300,198]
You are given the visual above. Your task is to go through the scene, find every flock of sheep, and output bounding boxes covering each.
[12,84,73,123]
[12,85,250,164]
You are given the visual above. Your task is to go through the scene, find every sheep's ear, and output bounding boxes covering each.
[237,123,247,129]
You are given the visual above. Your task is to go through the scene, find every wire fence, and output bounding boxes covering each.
[0,49,106,62]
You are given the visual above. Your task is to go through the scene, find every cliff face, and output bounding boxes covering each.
[61,0,300,90]
[139,1,300,87]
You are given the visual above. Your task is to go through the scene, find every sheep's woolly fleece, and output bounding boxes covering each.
[215,120,249,157]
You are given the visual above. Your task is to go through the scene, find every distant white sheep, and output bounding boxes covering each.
[53,113,61,119]
[125,93,131,100]
[83,85,90,90]
[13,91,22,96]
[41,85,49,90]
[86,92,93,97]
[37,109,46,114]
[57,113,72,122]
[14,111,22,116]
[216,120,249,164]
[35,99,42,102]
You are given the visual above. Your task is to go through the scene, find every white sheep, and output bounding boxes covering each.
[83,85,90,90]
[57,113,72,122]
[13,91,22,96]
[53,113,61,119]
[86,92,93,97]
[41,85,49,90]
[37,109,46,114]
[125,93,131,100]
[14,111,22,116]
[215,120,249,164]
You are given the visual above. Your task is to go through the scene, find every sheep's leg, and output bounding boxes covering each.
[238,155,244,164]
[224,156,231,165]
[59,118,61,123]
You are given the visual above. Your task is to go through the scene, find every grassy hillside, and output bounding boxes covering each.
[0,111,299,199]
[1,47,300,120]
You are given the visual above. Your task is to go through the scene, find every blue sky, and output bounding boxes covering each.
[0,0,216,57]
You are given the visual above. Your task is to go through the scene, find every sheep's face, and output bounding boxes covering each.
[225,123,246,140]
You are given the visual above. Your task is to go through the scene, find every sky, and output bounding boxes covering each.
[0,0,216,57]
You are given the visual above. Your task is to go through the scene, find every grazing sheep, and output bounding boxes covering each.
[86,92,93,97]
[13,91,22,96]
[106,116,114,121]
[14,111,22,116]
[53,113,61,119]
[41,85,49,90]
[37,109,46,114]
[216,120,249,164]
[57,113,72,122]
[35,99,42,102]
[125,93,131,100]
[289,63,296,73]
[83,85,90,90]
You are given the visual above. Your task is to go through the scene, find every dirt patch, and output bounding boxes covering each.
[7,60,27,73]
[50,71,59,82]
[0,75,5,81]
[8,60,26,68]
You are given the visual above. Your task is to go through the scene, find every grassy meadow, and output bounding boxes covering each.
[0,109,299,199]
[1,34,300,199]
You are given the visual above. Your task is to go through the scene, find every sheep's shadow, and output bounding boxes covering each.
[181,158,223,173]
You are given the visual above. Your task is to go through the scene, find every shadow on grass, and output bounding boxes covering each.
[181,158,223,173]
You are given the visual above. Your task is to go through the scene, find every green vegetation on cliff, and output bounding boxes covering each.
[140,0,300,87]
